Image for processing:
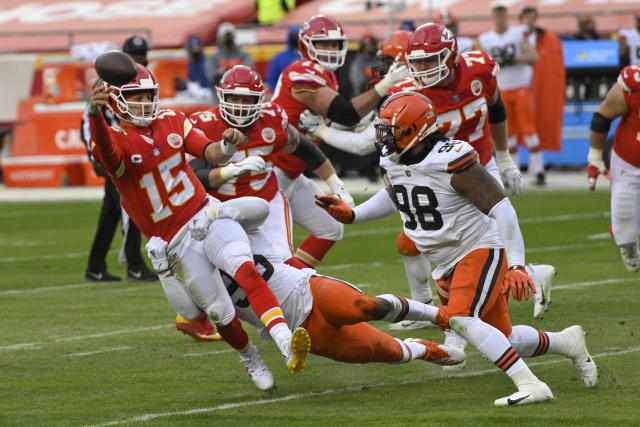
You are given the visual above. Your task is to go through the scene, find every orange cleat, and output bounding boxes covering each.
[175,313,222,342]
[405,338,465,366]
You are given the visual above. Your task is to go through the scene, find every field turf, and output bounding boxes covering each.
[0,190,638,426]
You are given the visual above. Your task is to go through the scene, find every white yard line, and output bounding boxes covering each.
[0,324,172,351]
[84,346,640,427]
[553,277,638,290]
[183,349,235,357]
[66,346,134,357]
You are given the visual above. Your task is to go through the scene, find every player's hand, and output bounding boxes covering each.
[495,150,522,196]
[315,195,355,224]
[88,83,113,115]
[326,174,355,208]
[188,203,221,241]
[299,109,327,138]
[503,266,536,301]
[374,54,409,96]
[587,147,608,191]
[145,236,171,276]
[220,128,248,156]
[220,156,267,181]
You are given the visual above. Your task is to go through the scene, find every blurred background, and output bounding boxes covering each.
[0,0,634,187]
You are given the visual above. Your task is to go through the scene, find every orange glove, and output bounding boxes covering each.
[503,266,537,301]
[315,195,355,224]
[435,305,451,330]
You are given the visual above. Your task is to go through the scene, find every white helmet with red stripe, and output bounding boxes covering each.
[298,14,348,72]
[217,65,265,127]
[107,63,159,127]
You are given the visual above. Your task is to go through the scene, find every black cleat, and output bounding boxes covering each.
[85,270,122,282]
[535,173,546,186]
[127,265,158,282]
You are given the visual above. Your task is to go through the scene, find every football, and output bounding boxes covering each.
[94,50,138,86]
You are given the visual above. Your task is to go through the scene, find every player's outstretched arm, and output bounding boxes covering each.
[203,128,246,164]
[588,83,628,190]
[298,109,377,155]
[316,174,398,224]
[284,125,355,206]
[451,162,534,300]
[87,84,121,173]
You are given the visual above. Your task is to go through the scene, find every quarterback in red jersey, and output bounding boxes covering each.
[189,65,348,269]
[588,64,640,272]
[270,14,408,268]
[88,64,310,389]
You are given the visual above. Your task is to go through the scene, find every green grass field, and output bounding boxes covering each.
[1,190,639,426]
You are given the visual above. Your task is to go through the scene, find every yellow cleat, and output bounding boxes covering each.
[287,327,311,374]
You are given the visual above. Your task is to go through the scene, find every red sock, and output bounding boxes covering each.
[285,257,309,270]
[234,261,286,330]
[216,315,249,351]
[295,235,336,267]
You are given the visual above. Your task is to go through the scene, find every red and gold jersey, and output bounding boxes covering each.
[388,51,499,166]
[271,59,339,178]
[189,103,289,201]
[614,65,640,167]
[91,109,210,241]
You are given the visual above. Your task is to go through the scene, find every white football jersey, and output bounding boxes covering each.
[478,25,533,90]
[380,139,503,279]
[619,28,640,65]
[222,230,314,342]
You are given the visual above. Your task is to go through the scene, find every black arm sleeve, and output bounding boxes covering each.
[488,93,507,124]
[590,112,613,134]
[291,134,327,171]
[188,158,214,192]
[327,95,361,127]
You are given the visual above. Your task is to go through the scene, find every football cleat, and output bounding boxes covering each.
[556,325,598,387]
[388,320,437,331]
[530,264,555,318]
[442,330,468,373]
[238,344,275,391]
[620,243,640,272]
[175,313,222,342]
[285,327,311,374]
[494,381,553,407]
[405,338,465,366]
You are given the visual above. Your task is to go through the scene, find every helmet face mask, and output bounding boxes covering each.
[299,15,348,72]
[406,23,458,89]
[217,65,265,127]
[374,118,404,159]
[375,92,439,162]
[107,65,159,127]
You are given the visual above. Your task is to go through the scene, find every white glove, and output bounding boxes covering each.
[354,110,376,133]
[587,147,606,174]
[374,60,409,97]
[220,156,267,181]
[299,109,328,139]
[145,236,171,277]
[188,203,220,241]
[495,150,523,196]
[326,173,355,208]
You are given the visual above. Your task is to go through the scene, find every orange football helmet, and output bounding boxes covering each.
[374,92,439,162]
